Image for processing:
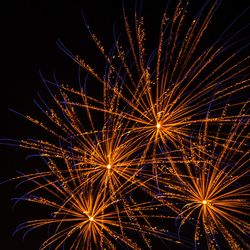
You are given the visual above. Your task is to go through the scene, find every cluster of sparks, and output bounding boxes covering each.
[4,0,249,249]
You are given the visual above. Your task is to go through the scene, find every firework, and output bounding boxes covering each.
[2,0,249,249]
[13,158,182,250]
[159,106,249,249]
[67,0,249,156]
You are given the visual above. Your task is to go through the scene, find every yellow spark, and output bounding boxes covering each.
[106,164,111,169]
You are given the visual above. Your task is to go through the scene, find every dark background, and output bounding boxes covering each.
[0,0,248,249]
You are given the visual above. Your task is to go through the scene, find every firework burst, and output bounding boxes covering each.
[13,158,181,250]
[160,106,250,249]
[2,0,249,249]
[66,0,249,155]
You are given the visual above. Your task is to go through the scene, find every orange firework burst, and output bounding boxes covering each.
[160,106,250,249]
[2,0,249,249]
[17,83,170,199]
[13,158,180,250]
[66,0,249,156]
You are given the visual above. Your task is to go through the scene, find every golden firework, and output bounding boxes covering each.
[14,158,180,250]
[67,0,249,156]
[2,1,249,249]
[160,108,249,249]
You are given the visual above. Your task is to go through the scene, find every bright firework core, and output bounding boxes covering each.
[106,164,111,169]
[156,123,161,129]
[202,200,207,205]
[89,217,94,221]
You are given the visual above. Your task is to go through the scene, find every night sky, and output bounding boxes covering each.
[0,0,249,249]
